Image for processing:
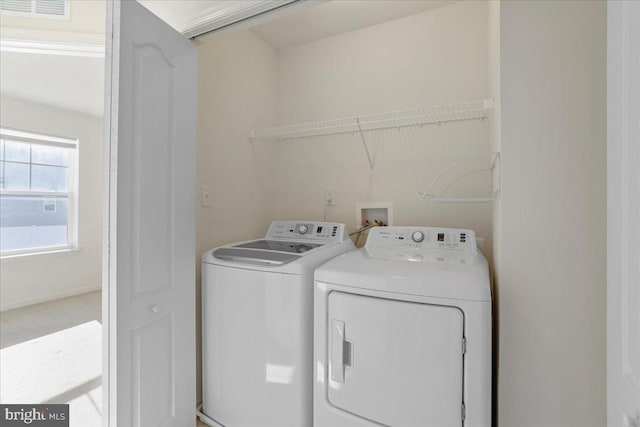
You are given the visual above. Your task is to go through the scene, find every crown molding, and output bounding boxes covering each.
[177,0,302,39]
[0,28,104,57]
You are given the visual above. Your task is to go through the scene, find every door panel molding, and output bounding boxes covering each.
[131,42,175,297]
[132,314,176,427]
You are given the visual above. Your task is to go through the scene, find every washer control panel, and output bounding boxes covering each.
[267,221,346,242]
[365,226,477,254]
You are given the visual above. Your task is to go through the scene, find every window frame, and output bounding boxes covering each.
[0,127,79,257]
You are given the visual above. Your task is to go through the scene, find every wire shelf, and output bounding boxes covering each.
[249,99,494,140]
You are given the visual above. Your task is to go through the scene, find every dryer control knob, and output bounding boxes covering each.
[412,231,425,243]
[299,225,309,234]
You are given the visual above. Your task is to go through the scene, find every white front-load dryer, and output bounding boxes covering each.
[201,221,355,427]
[314,226,492,427]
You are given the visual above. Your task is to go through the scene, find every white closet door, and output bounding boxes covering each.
[326,292,464,427]
[103,1,197,426]
[608,1,640,426]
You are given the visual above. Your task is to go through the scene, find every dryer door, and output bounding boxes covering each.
[327,291,464,427]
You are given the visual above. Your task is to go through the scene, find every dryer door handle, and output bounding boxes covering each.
[331,319,346,383]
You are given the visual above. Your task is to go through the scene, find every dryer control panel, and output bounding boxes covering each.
[267,221,347,243]
[365,226,477,254]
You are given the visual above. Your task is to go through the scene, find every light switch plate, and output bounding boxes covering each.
[201,185,212,207]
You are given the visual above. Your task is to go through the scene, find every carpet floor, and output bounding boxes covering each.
[0,291,102,427]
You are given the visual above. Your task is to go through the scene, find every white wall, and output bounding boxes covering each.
[196,30,278,400]
[497,2,606,426]
[272,1,494,257]
[0,96,103,311]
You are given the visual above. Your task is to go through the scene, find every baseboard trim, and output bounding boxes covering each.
[0,284,102,312]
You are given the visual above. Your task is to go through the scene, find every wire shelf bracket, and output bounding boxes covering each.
[355,117,375,171]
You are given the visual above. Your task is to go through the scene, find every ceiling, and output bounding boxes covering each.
[250,0,455,49]
[0,50,105,117]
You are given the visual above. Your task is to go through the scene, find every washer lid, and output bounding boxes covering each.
[212,247,301,266]
[202,221,356,273]
[233,239,323,254]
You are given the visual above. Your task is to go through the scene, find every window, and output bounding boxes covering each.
[0,128,78,255]
[0,0,70,20]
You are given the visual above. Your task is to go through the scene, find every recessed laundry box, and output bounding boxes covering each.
[201,221,355,427]
[314,226,492,427]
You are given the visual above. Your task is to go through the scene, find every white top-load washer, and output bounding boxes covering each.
[314,226,492,427]
[201,221,355,427]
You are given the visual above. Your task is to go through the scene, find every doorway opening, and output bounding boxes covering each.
[0,1,107,426]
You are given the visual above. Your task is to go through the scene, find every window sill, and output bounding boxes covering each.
[0,247,81,263]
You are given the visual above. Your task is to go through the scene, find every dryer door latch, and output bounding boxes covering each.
[331,319,347,383]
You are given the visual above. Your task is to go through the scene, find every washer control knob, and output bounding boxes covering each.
[298,225,308,234]
[411,231,425,243]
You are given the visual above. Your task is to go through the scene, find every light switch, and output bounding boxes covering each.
[201,185,212,207]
